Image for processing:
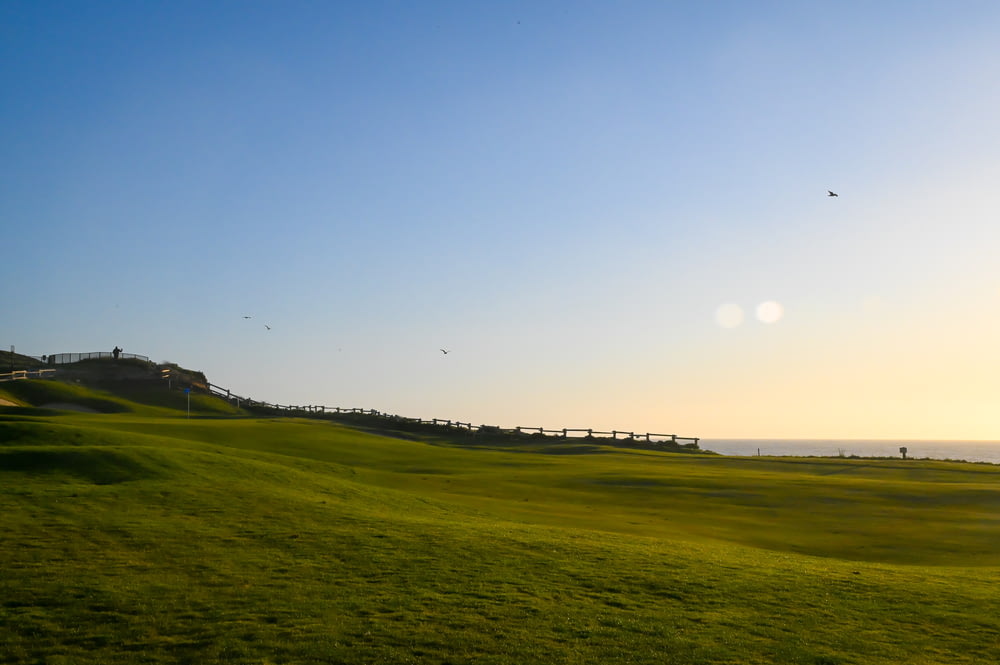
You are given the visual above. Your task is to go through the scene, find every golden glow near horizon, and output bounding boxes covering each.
[684,282,1000,440]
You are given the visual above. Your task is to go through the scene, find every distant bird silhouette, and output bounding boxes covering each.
[264,325,271,330]
[440,349,449,355]
[828,190,839,197]
[243,316,252,319]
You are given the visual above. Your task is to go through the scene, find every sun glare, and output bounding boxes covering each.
[755,301,784,324]
[715,303,744,328]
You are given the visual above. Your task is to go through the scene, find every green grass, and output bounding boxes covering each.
[2,389,1000,663]
[0,377,240,416]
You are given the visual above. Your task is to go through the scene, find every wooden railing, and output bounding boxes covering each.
[0,369,57,383]
[0,365,700,448]
[206,383,700,449]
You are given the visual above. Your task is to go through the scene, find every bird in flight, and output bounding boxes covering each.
[264,325,271,330]
[243,315,252,319]
[440,349,449,355]
[828,190,839,197]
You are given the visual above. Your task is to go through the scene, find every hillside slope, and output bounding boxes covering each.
[2,408,999,664]
[0,372,240,416]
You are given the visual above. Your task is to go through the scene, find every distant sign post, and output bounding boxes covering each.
[185,388,191,419]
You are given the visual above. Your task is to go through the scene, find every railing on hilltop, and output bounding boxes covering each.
[206,383,701,449]
[41,351,151,364]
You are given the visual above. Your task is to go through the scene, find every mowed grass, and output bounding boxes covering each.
[2,407,1000,663]
[0,377,241,417]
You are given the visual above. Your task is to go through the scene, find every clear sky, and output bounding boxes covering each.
[4,1,999,440]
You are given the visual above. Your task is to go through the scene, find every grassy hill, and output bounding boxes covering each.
[0,361,239,416]
[2,380,1000,664]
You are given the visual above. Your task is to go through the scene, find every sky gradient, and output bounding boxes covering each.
[4,1,999,439]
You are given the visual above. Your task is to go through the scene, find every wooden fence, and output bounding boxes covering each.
[0,369,57,383]
[206,383,700,448]
[0,362,700,448]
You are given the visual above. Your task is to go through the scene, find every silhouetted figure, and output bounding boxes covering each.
[112,346,121,360]
[828,190,839,197]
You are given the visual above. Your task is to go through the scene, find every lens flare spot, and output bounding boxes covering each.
[756,301,784,324]
[715,303,744,328]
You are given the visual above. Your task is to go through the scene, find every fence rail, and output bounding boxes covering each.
[206,383,700,449]
[0,369,57,383]
[0,355,700,449]
[40,352,151,365]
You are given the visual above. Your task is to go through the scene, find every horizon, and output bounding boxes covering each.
[8,347,1000,445]
[6,349,1000,446]
[4,2,999,440]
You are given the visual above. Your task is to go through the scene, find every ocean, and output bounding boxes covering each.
[700,439,1000,465]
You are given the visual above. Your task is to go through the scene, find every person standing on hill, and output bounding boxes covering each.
[112,346,121,360]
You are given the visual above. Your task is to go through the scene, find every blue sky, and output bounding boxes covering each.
[4,1,1000,439]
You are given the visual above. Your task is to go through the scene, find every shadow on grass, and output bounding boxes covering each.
[0,448,162,484]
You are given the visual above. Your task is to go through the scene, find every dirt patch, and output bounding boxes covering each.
[0,397,19,406]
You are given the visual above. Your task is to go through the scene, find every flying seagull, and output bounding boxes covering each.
[440,349,449,354]
[243,315,252,319]
[828,190,839,197]
[264,325,271,330]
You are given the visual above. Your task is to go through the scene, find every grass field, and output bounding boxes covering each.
[2,380,999,663]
